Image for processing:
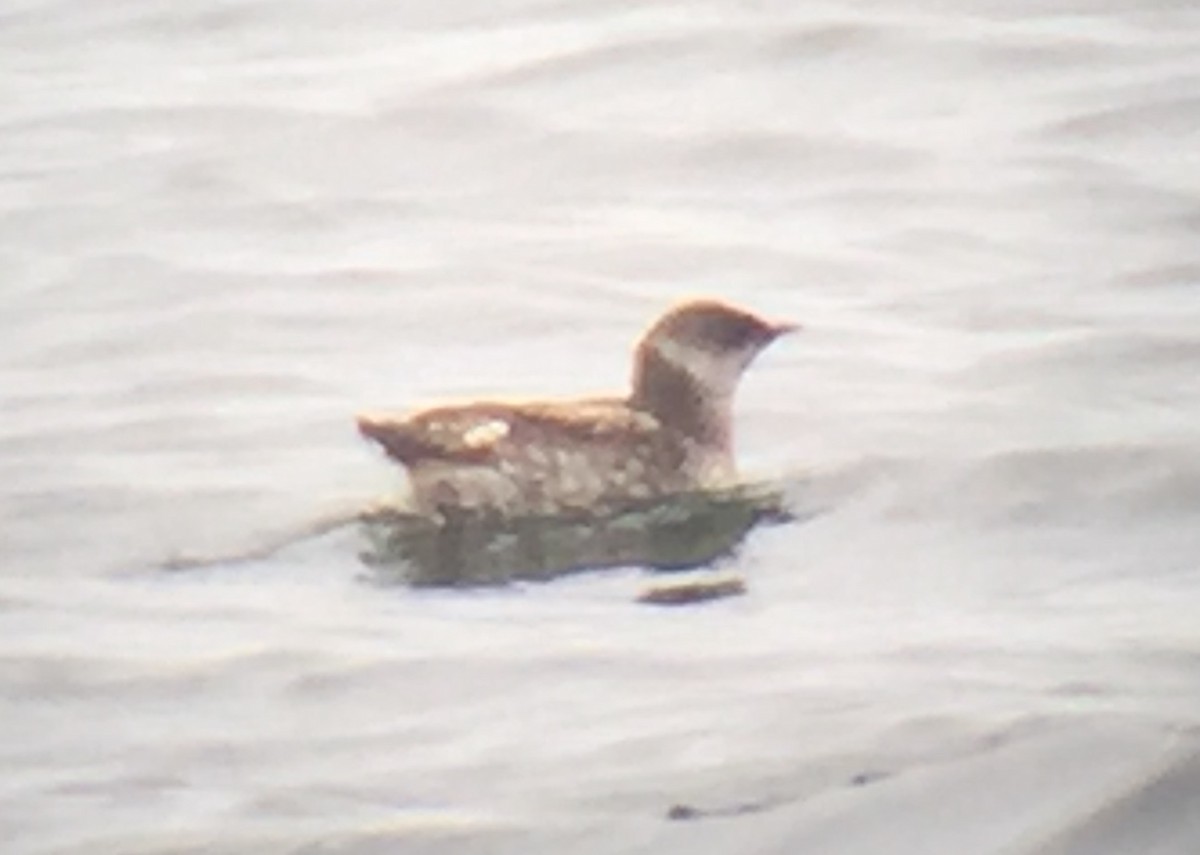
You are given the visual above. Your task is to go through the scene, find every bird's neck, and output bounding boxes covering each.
[629,341,736,455]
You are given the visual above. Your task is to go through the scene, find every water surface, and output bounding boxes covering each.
[2,1,1199,852]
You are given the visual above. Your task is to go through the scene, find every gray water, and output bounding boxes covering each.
[2,1,1199,853]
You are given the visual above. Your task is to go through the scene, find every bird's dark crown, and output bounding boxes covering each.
[643,299,791,354]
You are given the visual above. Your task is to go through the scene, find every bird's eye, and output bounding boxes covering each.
[716,318,764,350]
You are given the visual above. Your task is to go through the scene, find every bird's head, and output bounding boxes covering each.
[630,299,796,445]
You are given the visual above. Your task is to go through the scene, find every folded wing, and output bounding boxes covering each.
[356,398,660,468]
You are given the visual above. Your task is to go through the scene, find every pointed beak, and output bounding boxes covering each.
[770,320,801,338]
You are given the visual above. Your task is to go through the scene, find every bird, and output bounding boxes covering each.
[357,299,796,517]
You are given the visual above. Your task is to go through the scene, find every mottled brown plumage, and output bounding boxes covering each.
[357,300,795,516]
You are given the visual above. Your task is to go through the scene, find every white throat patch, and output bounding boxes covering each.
[650,336,753,401]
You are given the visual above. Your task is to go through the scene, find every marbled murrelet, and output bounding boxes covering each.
[357,300,796,516]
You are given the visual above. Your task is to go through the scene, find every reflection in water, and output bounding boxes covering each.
[359,481,796,588]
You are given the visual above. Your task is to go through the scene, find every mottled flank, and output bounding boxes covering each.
[358,300,794,516]
[358,398,689,515]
